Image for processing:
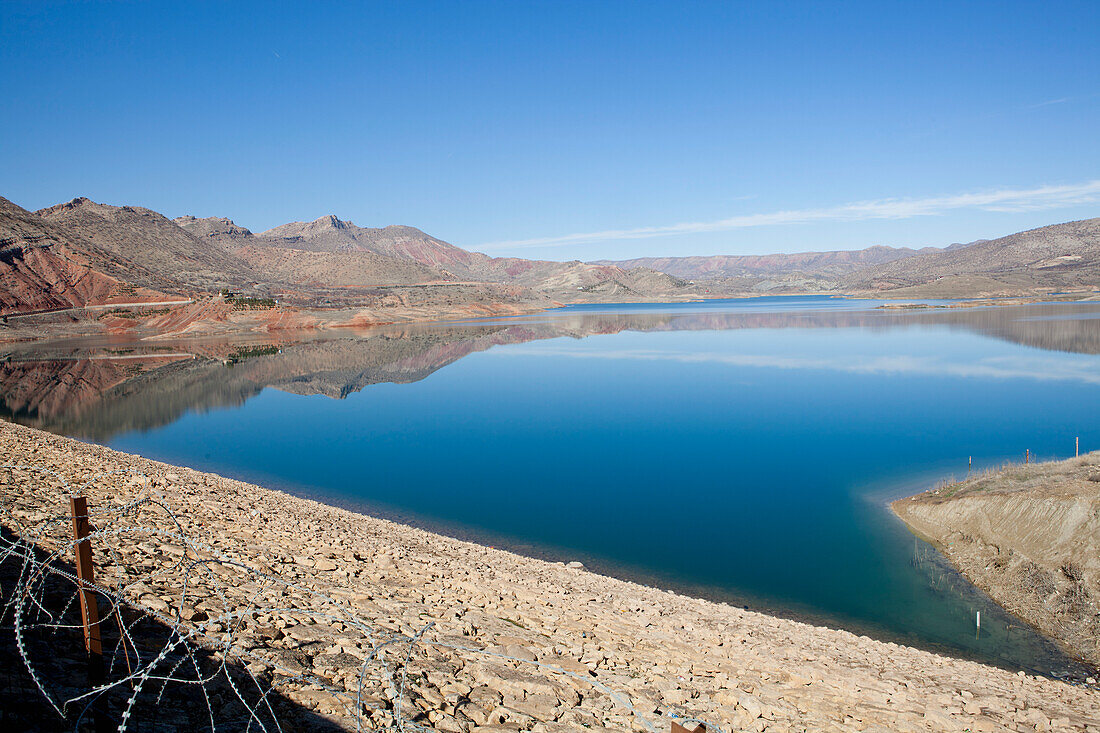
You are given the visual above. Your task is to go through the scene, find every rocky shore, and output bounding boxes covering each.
[2,420,1098,732]
[893,454,1100,671]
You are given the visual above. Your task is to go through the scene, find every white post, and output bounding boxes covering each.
[1076,437,1080,457]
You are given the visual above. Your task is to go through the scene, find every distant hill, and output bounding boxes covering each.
[184,212,688,296]
[594,223,1100,298]
[175,215,455,288]
[252,213,689,295]
[38,197,254,292]
[594,244,946,280]
[0,196,178,314]
[843,218,1100,296]
[260,217,479,272]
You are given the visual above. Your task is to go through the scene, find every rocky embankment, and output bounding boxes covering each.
[893,455,1100,670]
[2,421,1098,732]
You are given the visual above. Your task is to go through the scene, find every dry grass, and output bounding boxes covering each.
[923,452,1100,502]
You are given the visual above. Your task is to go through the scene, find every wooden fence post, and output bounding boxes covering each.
[69,496,103,659]
[70,496,111,732]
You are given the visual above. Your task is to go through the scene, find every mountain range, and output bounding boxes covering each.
[0,196,691,319]
[592,219,1100,297]
[595,245,953,280]
[2,193,1099,325]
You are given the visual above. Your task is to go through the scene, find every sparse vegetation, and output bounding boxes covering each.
[96,306,170,320]
[228,296,276,310]
[226,344,280,364]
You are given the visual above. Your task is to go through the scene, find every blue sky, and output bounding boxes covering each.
[2,1,1098,260]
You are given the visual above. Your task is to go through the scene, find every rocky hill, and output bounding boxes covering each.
[38,197,255,292]
[184,210,691,297]
[844,218,1100,296]
[0,196,179,314]
[595,244,945,279]
[175,215,457,288]
[261,217,474,269]
[254,214,690,295]
[3,199,538,317]
[173,214,254,242]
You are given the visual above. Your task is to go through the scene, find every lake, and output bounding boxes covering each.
[4,295,1099,679]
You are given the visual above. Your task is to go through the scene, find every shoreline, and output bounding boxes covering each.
[2,420,1099,731]
[2,289,1093,347]
[270,470,1087,677]
[891,456,1100,674]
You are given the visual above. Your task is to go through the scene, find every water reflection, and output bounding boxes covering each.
[5,300,1100,441]
[3,298,1100,679]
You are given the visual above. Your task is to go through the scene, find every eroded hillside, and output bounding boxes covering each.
[894,456,1100,667]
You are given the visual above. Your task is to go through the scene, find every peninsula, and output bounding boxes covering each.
[893,455,1100,670]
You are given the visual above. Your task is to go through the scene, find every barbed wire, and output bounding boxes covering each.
[0,463,723,732]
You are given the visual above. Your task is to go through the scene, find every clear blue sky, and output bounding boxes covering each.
[2,1,1098,260]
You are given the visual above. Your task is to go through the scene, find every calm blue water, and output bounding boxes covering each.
[8,296,1100,677]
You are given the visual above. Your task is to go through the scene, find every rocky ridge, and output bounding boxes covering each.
[1,196,701,322]
[594,245,947,280]
[845,218,1100,296]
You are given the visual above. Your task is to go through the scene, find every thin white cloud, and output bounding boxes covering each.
[1028,97,1070,108]
[480,179,1100,251]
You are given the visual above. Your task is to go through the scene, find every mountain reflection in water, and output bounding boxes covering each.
[3,297,1100,680]
[6,300,1100,441]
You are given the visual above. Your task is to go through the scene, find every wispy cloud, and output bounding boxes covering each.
[479,179,1100,251]
[1028,97,1071,108]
